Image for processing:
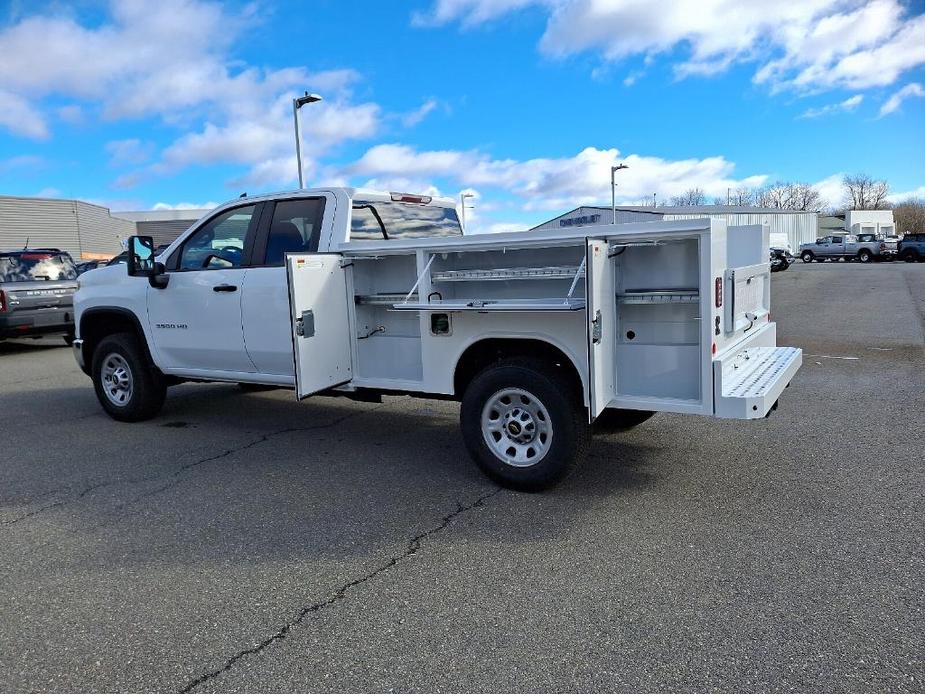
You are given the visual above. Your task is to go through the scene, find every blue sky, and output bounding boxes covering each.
[0,0,923,231]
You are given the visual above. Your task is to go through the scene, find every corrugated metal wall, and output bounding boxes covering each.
[661,211,818,251]
[136,219,195,248]
[75,202,135,257]
[0,197,82,257]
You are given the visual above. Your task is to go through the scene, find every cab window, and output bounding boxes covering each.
[263,198,325,266]
[178,205,256,270]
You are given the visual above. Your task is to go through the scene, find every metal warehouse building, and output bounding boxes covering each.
[0,195,210,260]
[532,205,819,250]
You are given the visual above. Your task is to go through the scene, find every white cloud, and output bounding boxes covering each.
[879,82,925,116]
[0,88,48,139]
[345,143,768,211]
[0,1,381,188]
[812,173,845,208]
[887,185,925,202]
[401,98,440,127]
[799,94,863,119]
[418,0,925,93]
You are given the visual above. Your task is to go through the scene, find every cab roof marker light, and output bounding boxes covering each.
[390,193,432,204]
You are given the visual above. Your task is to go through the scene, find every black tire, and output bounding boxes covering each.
[63,332,75,347]
[91,332,166,422]
[901,250,919,263]
[593,408,656,434]
[801,251,814,263]
[858,249,872,263]
[460,358,589,492]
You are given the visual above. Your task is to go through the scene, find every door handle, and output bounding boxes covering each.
[212,284,238,292]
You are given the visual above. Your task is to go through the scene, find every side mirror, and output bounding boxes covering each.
[127,236,156,277]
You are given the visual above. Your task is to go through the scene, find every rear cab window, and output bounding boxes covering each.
[0,253,77,282]
[350,194,462,241]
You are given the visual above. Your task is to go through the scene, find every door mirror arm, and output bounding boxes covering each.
[149,262,169,289]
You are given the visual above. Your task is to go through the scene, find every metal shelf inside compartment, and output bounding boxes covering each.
[617,289,700,304]
[390,297,586,312]
[355,293,417,306]
[430,265,584,282]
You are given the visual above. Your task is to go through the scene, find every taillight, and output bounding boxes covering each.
[0,289,6,313]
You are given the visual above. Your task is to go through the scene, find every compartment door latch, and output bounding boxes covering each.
[591,309,603,344]
[295,309,315,338]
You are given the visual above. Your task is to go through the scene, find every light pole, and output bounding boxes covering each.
[611,163,629,224]
[292,92,323,188]
[460,192,475,232]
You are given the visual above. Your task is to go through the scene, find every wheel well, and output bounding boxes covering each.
[453,338,584,402]
[79,309,154,373]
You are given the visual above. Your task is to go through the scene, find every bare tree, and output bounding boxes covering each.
[754,181,826,211]
[713,187,756,206]
[842,173,890,210]
[670,188,706,206]
[892,198,925,235]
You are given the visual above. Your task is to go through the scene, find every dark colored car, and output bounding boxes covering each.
[75,259,108,274]
[0,250,78,343]
[770,247,792,272]
[898,233,925,262]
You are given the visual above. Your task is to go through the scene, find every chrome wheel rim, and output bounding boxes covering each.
[101,353,133,406]
[481,387,553,467]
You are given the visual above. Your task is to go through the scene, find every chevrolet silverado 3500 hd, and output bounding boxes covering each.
[73,188,801,490]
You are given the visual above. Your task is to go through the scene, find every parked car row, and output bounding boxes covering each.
[798,233,909,264]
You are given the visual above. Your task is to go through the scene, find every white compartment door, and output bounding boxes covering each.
[586,239,616,420]
[286,254,352,399]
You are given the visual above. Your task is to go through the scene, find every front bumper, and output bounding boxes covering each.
[72,337,86,371]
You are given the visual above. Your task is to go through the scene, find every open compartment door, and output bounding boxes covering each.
[586,239,616,420]
[286,254,352,399]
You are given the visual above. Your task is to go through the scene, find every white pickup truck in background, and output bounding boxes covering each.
[73,188,801,490]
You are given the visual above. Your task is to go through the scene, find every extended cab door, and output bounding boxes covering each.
[286,254,352,398]
[586,239,616,420]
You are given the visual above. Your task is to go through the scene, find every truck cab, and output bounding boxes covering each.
[73,188,801,491]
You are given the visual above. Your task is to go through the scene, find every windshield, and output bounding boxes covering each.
[0,253,77,282]
[350,202,462,240]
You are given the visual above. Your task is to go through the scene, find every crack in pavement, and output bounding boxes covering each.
[2,405,383,527]
[176,486,503,694]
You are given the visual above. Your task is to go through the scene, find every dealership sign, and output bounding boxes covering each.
[559,213,601,227]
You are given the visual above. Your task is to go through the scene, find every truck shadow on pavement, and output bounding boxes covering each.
[2,383,661,552]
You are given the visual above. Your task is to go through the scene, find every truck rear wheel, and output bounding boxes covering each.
[91,332,166,422]
[460,358,588,491]
[593,408,655,434]
[858,249,872,263]
[801,251,814,263]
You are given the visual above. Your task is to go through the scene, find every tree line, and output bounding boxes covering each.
[664,174,923,233]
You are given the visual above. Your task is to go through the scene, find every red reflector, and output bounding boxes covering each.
[21,253,52,260]
[390,192,432,204]
[0,289,5,313]
[712,342,717,355]
[714,277,723,307]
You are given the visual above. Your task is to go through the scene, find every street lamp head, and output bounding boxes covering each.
[462,192,475,199]
[612,164,629,173]
[294,92,323,108]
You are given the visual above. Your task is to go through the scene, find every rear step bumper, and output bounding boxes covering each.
[713,344,802,419]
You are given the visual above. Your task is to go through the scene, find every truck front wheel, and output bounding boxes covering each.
[858,249,872,263]
[91,332,166,422]
[801,251,814,263]
[460,359,588,491]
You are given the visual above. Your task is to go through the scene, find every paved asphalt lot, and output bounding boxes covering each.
[1,262,923,693]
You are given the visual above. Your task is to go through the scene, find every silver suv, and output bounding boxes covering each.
[0,250,78,344]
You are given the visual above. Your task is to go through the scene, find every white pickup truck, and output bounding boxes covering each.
[73,188,801,490]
